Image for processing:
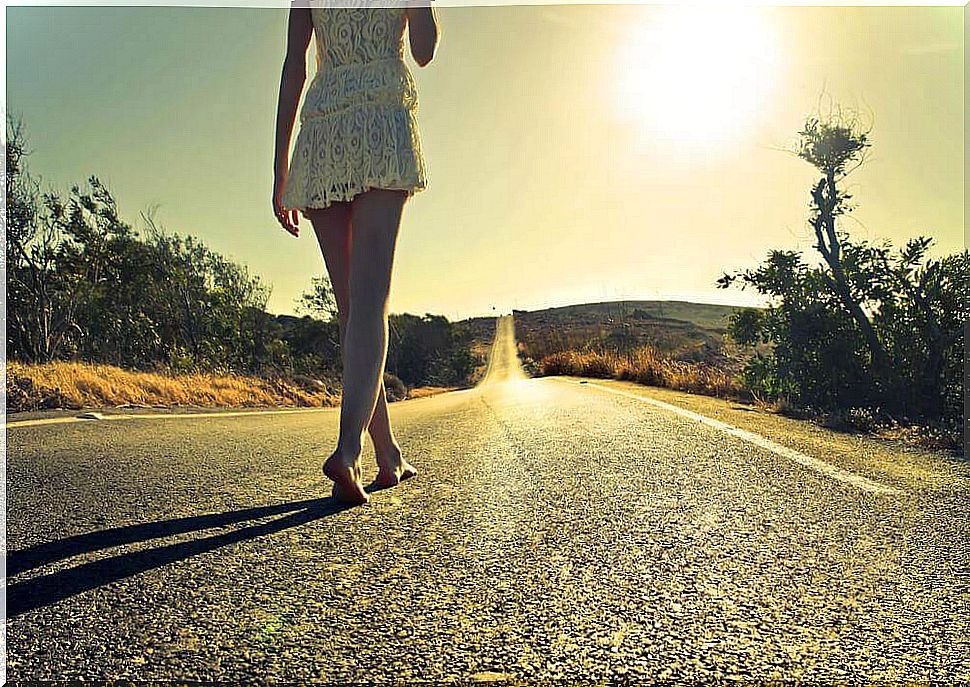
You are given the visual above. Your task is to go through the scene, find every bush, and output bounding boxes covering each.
[383,373,408,402]
[539,346,745,399]
[718,105,966,448]
[5,117,480,394]
[386,314,479,387]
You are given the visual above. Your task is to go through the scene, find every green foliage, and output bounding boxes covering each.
[382,372,408,402]
[386,314,478,387]
[795,114,871,176]
[6,116,478,390]
[723,239,966,422]
[720,107,966,440]
[297,276,338,321]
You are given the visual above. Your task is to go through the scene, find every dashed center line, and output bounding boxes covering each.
[560,378,903,496]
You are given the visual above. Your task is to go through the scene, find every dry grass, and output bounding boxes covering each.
[539,347,746,400]
[6,361,339,412]
[407,386,460,400]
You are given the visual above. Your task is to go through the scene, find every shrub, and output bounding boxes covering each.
[383,372,408,402]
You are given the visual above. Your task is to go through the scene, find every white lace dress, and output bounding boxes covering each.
[281,7,428,212]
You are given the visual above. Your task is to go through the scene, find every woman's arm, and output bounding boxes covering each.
[406,5,439,67]
[273,5,313,236]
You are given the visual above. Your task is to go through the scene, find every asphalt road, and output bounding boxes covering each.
[5,317,969,681]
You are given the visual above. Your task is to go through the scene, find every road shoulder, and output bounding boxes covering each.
[556,375,968,493]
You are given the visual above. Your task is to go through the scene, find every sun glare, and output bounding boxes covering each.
[615,7,781,149]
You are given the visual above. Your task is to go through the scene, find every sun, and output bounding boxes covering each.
[614,6,781,148]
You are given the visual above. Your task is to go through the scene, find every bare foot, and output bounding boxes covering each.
[374,443,418,489]
[323,450,368,505]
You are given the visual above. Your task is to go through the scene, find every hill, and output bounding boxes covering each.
[456,299,750,369]
[516,300,741,330]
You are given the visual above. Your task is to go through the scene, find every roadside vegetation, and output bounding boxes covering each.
[539,348,744,400]
[525,104,966,453]
[718,104,965,452]
[5,117,483,412]
[7,361,338,410]
[5,106,963,453]
[512,306,747,400]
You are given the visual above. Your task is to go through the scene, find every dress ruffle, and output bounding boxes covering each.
[281,102,427,212]
[302,58,418,119]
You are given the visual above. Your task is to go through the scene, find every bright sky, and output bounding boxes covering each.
[6,5,964,320]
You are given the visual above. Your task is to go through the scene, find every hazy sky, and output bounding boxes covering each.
[6,5,964,319]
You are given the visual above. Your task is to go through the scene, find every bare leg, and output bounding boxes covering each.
[370,386,417,488]
[307,202,366,503]
[309,203,413,487]
[319,189,409,503]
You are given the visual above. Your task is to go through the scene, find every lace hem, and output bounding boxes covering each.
[281,102,427,211]
[294,180,425,215]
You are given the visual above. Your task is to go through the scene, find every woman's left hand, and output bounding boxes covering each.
[273,173,300,237]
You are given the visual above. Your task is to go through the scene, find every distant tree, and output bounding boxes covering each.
[6,116,278,373]
[281,315,340,376]
[5,117,95,362]
[386,314,477,386]
[5,115,479,391]
[794,106,887,372]
[297,276,338,322]
[719,102,967,432]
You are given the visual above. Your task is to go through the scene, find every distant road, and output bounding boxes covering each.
[6,316,969,681]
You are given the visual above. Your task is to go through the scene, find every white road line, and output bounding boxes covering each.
[559,378,903,496]
[4,389,469,430]
[5,406,338,429]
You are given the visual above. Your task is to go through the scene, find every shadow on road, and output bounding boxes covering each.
[7,316,527,619]
[7,497,352,618]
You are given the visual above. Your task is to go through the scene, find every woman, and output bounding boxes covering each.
[272,2,439,505]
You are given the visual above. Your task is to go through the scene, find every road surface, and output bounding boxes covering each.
[5,316,969,681]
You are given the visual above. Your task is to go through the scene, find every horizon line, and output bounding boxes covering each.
[268,294,765,322]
